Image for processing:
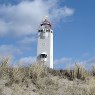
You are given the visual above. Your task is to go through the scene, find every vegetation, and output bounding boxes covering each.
[0,58,95,95]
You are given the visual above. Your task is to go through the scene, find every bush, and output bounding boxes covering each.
[0,58,9,79]
[29,63,48,78]
[74,63,89,80]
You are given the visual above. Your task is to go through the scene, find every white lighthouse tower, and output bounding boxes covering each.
[37,17,53,69]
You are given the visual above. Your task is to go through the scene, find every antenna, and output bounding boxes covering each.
[45,16,48,20]
[42,16,48,21]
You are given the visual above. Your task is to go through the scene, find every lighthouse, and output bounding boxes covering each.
[37,17,53,69]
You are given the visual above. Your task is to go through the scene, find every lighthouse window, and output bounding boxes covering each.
[38,30,40,32]
[41,30,43,32]
[40,54,47,58]
[38,29,44,32]
[40,32,48,39]
[51,30,53,33]
[40,30,43,32]
[46,29,50,32]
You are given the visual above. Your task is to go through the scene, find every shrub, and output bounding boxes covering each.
[91,65,95,76]
[29,63,48,78]
[0,58,9,79]
[74,63,89,80]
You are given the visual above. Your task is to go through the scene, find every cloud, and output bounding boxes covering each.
[54,57,72,64]
[0,44,36,67]
[18,56,36,66]
[50,6,75,21]
[0,0,46,36]
[0,0,75,37]
[54,56,95,70]
[17,36,37,45]
[54,57,74,69]
[0,45,22,58]
[80,57,95,69]
[63,6,75,17]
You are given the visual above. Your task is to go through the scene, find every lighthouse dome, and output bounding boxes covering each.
[40,17,51,29]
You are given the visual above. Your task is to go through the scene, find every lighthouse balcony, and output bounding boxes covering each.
[38,29,50,32]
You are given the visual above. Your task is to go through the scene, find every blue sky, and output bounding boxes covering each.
[0,0,95,69]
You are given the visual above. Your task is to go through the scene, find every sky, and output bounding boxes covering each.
[0,0,95,69]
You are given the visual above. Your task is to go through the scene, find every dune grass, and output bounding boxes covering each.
[0,58,95,95]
